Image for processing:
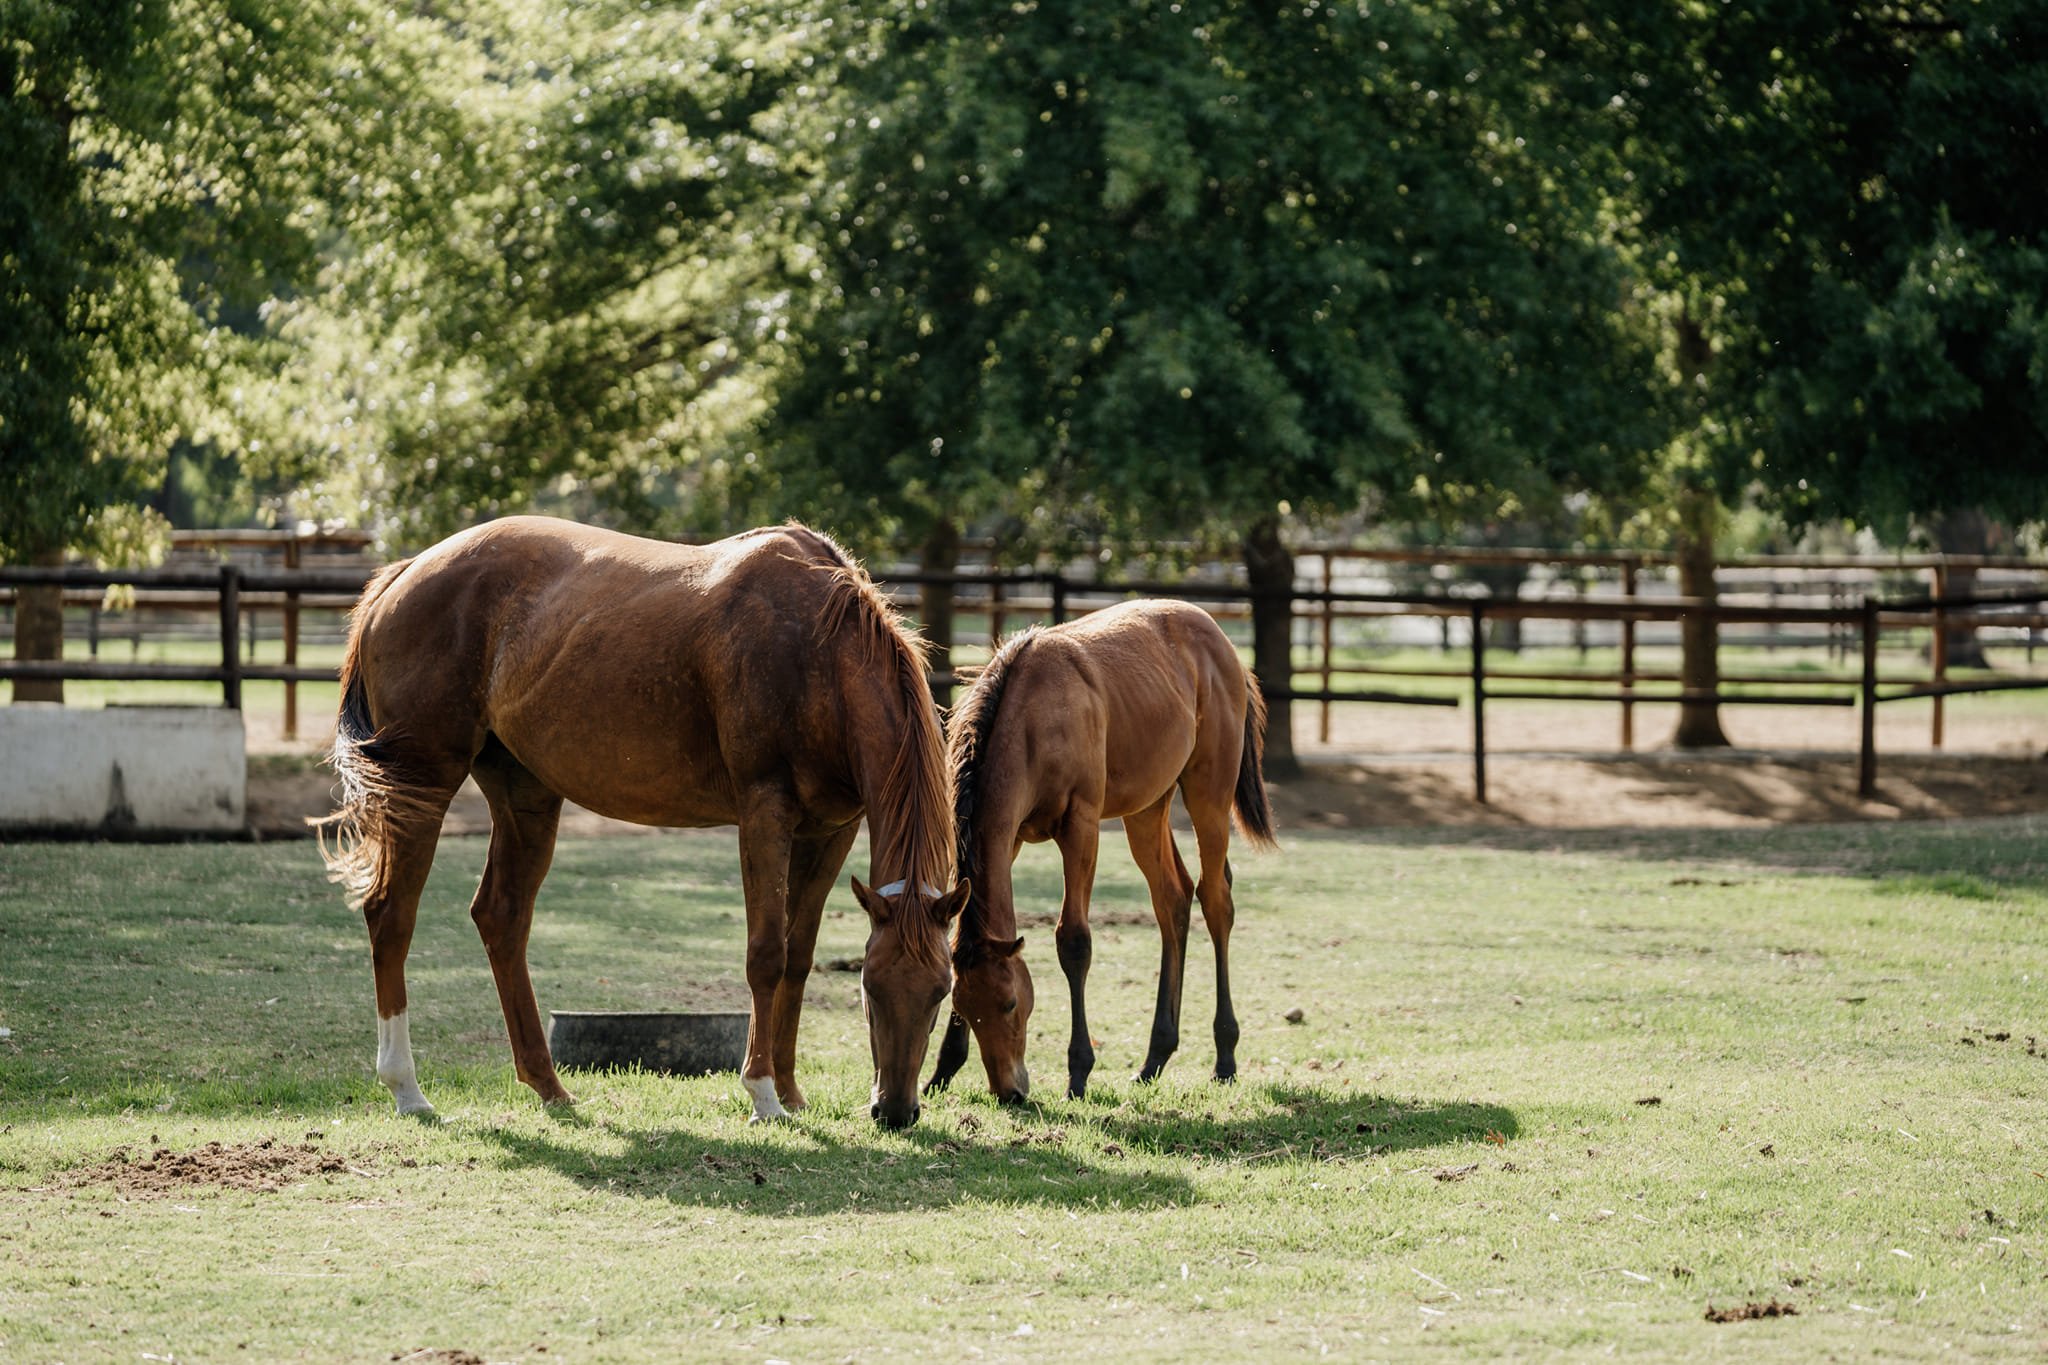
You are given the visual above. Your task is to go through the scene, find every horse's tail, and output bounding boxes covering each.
[1232,667,1280,851]
[313,558,437,906]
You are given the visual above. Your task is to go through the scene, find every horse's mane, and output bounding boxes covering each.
[794,524,955,963]
[947,625,1041,945]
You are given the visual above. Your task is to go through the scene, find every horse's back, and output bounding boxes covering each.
[351,518,856,827]
[1009,600,1244,819]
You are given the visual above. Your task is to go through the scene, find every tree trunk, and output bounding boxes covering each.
[1930,508,1995,669]
[1243,517,1301,778]
[11,547,66,703]
[1672,488,1729,748]
[918,517,961,709]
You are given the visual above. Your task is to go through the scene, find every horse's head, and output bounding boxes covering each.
[952,933,1033,1103]
[852,875,970,1130]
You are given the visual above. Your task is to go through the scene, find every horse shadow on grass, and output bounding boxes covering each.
[466,1079,1518,1216]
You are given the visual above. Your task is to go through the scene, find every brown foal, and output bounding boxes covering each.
[926,599,1277,1103]
[318,517,963,1129]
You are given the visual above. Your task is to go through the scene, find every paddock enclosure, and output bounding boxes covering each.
[3,819,2045,1360]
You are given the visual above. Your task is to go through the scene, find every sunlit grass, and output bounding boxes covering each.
[3,820,2045,1359]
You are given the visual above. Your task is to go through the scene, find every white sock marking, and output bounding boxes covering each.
[742,1072,790,1124]
[376,1010,434,1115]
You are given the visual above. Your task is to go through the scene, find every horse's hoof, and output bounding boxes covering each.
[542,1092,579,1109]
[396,1103,439,1122]
[922,1075,952,1097]
[747,1109,793,1126]
[1212,1068,1238,1085]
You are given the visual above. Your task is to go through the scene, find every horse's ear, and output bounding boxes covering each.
[850,876,889,925]
[999,935,1025,959]
[931,879,971,927]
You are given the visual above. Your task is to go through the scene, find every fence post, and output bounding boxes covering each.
[1930,562,1947,750]
[1319,554,1334,743]
[1470,601,1487,805]
[989,578,1006,646]
[1620,560,1638,752]
[1050,574,1069,625]
[1858,595,1879,799]
[219,564,243,712]
[284,536,302,739]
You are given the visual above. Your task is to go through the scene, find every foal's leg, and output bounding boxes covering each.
[1053,811,1102,1099]
[735,792,797,1123]
[1187,797,1242,1083]
[469,746,571,1106]
[769,823,859,1111]
[359,767,466,1117]
[1126,795,1197,1083]
[923,1013,973,1094]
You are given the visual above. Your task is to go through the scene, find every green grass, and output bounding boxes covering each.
[3,822,2047,1360]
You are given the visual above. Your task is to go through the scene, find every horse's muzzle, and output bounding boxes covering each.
[872,1099,921,1130]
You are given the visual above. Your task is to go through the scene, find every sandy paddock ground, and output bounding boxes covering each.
[250,693,2048,839]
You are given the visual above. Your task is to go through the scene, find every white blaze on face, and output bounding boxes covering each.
[742,1072,790,1124]
[376,1010,434,1116]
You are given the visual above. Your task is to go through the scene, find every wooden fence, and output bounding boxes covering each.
[7,553,2048,805]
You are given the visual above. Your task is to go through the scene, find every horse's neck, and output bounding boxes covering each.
[961,825,1019,941]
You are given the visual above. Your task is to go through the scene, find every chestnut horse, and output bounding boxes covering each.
[925,599,1276,1104]
[318,517,965,1129]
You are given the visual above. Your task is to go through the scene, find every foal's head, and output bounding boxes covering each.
[852,876,970,1130]
[952,932,1034,1104]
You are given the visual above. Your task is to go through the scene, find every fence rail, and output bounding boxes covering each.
[6,560,2048,806]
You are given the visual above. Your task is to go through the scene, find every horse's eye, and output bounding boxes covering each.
[1002,999,1018,1015]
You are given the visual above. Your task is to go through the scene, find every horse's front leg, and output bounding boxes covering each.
[770,824,859,1112]
[736,794,798,1123]
[1053,812,1102,1100]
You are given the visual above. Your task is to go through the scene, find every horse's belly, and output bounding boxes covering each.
[488,705,739,829]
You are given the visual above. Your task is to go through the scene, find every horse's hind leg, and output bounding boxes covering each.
[1053,811,1102,1099]
[1126,795,1197,1083]
[469,742,571,1106]
[1186,794,1242,1083]
[769,823,859,1111]
[358,766,467,1117]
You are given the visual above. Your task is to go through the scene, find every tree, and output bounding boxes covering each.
[247,0,815,547]
[1581,1,2048,531]
[0,0,449,695]
[752,0,1674,772]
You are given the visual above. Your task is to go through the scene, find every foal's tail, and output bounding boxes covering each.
[1232,669,1280,851]
[313,558,437,906]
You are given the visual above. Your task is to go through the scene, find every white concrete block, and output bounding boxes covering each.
[0,704,246,834]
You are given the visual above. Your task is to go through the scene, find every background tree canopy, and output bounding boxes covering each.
[3,0,2043,561]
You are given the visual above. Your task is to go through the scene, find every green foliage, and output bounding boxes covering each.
[246,0,820,543]
[748,0,1673,554]
[1579,1,2048,532]
[0,0,345,558]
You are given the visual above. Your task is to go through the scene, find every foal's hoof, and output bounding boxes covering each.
[747,1109,794,1126]
[542,1091,579,1109]
[396,1102,440,1122]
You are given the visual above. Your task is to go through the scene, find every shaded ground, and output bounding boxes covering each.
[252,748,2048,837]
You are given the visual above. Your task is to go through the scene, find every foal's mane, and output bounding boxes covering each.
[947,625,1041,943]
[794,525,955,955]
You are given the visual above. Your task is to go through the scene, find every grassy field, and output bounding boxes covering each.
[3,820,2046,1361]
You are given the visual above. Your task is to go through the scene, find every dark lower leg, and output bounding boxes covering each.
[1056,921,1094,1098]
[925,1012,972,1093]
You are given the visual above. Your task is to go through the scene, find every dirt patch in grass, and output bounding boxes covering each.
[1704,1300,1799,1323]
[67,1139,360,1195]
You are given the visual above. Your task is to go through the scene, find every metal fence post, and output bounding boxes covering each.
[1471,601,1487,804]
[219,564,243,711]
